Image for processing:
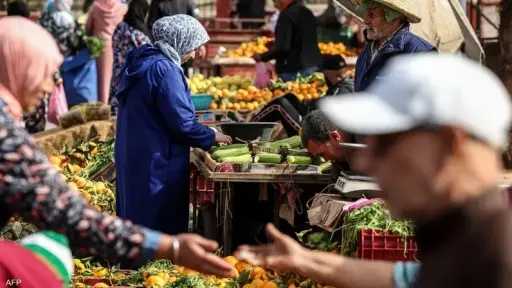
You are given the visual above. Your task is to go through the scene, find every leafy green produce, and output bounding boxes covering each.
[166,276,210,288]
[84,36,105,58]
[297,229,338,252]
[79,138,114,178]
[341,202,414,256]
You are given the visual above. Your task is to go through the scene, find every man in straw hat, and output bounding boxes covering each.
[236,54,512,288]
[355,0,435,92]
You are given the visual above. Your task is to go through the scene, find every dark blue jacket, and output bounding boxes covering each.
[355,25,435,92]
[115,44,215,234]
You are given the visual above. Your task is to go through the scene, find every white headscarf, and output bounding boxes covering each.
[152,15,209,67]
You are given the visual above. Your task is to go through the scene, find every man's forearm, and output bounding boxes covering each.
[296,250,395,288]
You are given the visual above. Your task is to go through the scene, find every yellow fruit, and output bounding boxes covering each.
[75,283,86,288]
[93,267,108,277]
[144,275,166,287]
[233,103,241,111]
[251,267,266,280]
[234,261,250,272]
[92,283,109,288]
[209,102,218,110]
[251,279,265,288]
[263,281,278,288]
[224,256,240,266]
[73,259,85,273]
[227,102,234,109]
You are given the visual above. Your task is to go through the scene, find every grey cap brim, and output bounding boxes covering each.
[319,93,418,135]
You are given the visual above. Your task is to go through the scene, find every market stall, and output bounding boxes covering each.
[189,131,332,254]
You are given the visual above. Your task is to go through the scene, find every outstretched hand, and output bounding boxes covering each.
[173,234,237,278]
[234,224,306,273]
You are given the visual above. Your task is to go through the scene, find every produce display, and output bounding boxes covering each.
[223,37,358,58]
[269,73,328,101]
[317,42,358,57]
[189,72,328,112]
[48,138,116,214]
[210,136,325,166]
[189,74,273,111]
[225,37,273,58]
[73,257,334,288]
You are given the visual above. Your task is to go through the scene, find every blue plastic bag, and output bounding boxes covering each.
[60,48,98,107]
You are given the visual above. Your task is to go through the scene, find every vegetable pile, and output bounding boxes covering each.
[210,136,326,167]
[49,138,116,214]
[340,202,414,256]
[73,257,335,288]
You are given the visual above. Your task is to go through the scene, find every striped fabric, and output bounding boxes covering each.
[21,231,73,286]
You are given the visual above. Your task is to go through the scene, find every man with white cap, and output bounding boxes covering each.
[355,0,435,92]
[236,54,512,288]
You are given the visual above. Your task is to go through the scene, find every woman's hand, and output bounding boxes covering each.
[215,132,232,144]
[172,234,237,278]
[235,224,306,274]
[156,234,236,277]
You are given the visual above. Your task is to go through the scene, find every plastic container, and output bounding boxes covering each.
[357,229,418,261]
[219,122,277,142]
[191,94,213,111]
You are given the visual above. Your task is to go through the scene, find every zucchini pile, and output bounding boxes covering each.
[210,136,316,165]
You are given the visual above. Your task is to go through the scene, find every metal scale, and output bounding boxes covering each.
[333,142,382,198]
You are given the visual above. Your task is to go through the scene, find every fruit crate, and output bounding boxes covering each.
[357,229,418,261]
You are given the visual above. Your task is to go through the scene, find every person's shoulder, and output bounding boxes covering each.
[403,31,436,52]
[151,58,184,84]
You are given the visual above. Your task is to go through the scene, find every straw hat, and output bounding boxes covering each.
[356,0,422,23]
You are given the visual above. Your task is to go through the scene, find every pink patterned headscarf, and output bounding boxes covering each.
[0,17,63,120]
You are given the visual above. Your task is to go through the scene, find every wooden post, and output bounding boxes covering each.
[217,0,232,18]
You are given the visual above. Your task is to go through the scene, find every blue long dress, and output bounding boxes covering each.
[115,44,215,234]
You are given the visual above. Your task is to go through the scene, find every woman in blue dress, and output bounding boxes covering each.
[115,15,232,235]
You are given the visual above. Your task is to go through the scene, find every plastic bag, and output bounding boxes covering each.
[47,83,68,125]
[254,62,273,88]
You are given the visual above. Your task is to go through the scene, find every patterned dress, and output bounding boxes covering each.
[110,22,151,110]
[0,99,161,267]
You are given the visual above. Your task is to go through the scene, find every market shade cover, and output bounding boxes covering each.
[332,0,484,62]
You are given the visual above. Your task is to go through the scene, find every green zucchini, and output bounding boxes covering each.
[219,154,253,164]
[257,153,282,164]
[212,147,250,160]
[211,143,247,153]
[269,135,302,150]
[286,155,312,165]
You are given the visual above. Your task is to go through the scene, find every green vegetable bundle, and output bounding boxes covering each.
[341,202,414,256]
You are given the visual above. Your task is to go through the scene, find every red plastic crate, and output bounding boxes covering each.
[196,175,215,192]
[357,229,418,261]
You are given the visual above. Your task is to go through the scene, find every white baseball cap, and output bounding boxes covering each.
[320,54,512,149]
